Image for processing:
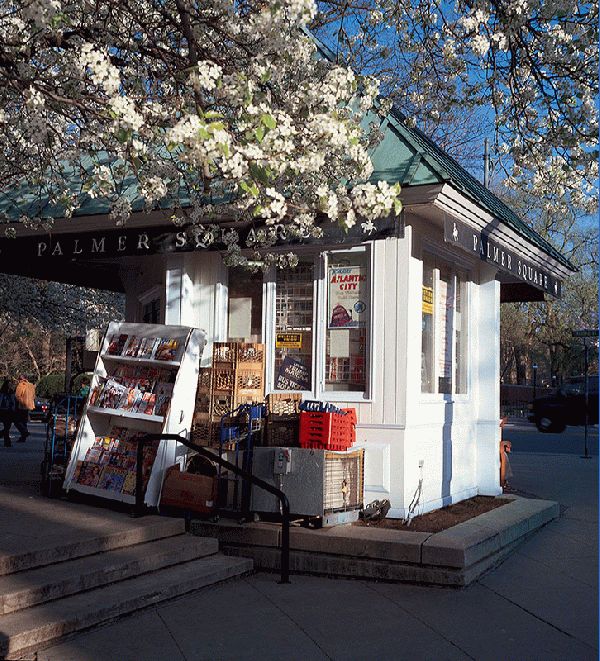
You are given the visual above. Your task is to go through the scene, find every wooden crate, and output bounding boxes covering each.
[236,343,265,371]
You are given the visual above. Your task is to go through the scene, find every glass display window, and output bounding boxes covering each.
[324,249,370,393]
[420,253,469,396]
[227,267,263,342]
[273,261,315,391]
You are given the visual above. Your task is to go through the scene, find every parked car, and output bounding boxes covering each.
[528,375,599,433]
[30,398,50,422]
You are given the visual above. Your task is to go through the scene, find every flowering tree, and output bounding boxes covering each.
[0,0,402,269]
[0,274,124,381]
[315,0,598,216]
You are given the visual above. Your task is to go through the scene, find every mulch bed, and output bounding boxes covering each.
[355,496,512,533]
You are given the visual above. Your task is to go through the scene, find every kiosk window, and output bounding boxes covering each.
[273,262,314,391]
[421,256,469,395]
[325,250,370,393]
[227,267,263,342]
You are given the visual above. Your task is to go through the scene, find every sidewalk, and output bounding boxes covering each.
[2,425,598,660]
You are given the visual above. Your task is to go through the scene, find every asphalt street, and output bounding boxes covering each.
[503,419,599,456]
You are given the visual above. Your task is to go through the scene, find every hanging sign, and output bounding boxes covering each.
[443,217,562,298]
[275,332,302,349]
[328,266,368,329]
[275,356,311,391]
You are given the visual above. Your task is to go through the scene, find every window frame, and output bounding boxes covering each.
[263,243,375,402]
[420,252,471,401]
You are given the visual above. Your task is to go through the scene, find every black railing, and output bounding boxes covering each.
[134,433,290,584]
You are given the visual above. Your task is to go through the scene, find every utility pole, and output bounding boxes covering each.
[483,138,490,189]
[571,329,598,460]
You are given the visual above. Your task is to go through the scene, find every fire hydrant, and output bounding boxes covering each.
[499,418,512,489]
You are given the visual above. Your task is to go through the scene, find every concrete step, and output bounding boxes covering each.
[0,553,253,660]
[0,535,219,615]
[0,517,186,576]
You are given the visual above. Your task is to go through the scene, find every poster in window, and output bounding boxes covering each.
[275,356,311,391]
[328,266,368,329]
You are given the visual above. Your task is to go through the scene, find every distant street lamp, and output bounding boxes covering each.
[532,364,538,399]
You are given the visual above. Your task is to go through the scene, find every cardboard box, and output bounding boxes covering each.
[160,466,216,514]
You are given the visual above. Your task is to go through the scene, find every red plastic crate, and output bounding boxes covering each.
[299,411,355,450]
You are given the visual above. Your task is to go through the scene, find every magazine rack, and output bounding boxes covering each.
[63,322,206,507]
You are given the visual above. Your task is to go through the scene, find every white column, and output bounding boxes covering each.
[475,266,502,495]
[164,255,184,325]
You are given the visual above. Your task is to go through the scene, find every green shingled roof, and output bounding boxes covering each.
[313,33,574,272]
[372,107,575,270]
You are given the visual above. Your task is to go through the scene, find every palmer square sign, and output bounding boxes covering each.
[444,217,562,298]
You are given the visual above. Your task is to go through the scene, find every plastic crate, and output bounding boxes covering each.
[212,342,237,369]
[235,369,264,397]
[266,393,302,417]
[191,420,220,447]
[236,343,264,371]
[212,368,236,392]
[197,368,212,393]
[299,411,354,450]
[264,418,299,447]
[211,393,234,420]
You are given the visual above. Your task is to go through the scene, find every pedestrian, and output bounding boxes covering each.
[14,374,36,443]
[0,378,16,447]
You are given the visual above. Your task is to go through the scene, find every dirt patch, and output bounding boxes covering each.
[355,496,512,533]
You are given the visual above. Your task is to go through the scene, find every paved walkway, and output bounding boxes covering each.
[1,424,598,660]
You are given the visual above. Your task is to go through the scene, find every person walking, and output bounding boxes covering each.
[14,375,35,443]
[0,378,16,447]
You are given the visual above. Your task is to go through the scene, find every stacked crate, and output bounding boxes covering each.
[299,407,357,451]
[263,393,301,447]
[235,343,265,408]
[192,367,218,447]
[191,342,265,447]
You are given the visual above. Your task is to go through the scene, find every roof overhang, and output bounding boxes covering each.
[401,183,573,301]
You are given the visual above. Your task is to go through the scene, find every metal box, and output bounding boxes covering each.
[242,447,364,524]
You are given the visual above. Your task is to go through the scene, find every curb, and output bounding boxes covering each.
[191,496,559,587]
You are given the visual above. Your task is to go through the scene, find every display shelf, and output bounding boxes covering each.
[72,483,135,505]
[63,321,207,508]
[87,405,164,424]
[100,354,181,369]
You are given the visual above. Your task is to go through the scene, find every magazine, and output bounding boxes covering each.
[154,338,178,361]
[153,382,174,417]
[137,337,159,359]
[123,336,141,357]
[121,471,137,496]
[98,467,128,492]
[107,334,128,355]
[76,461,103,487]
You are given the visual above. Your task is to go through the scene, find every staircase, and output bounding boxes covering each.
[0,515,252,660]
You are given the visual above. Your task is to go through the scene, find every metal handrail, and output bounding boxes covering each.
[134,433,291,584]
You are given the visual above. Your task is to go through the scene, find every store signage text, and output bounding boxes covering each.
[0,212,405,265]
[275,333,303,349]
[444,217,562,298]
